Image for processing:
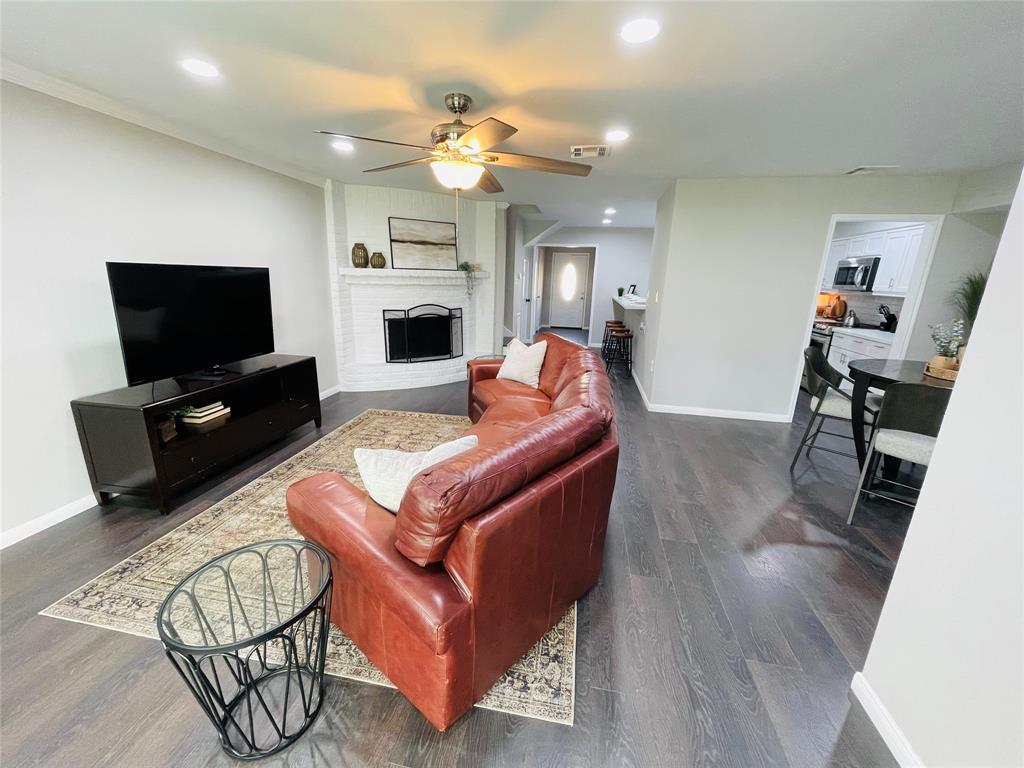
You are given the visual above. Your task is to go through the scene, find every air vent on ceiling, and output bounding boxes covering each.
[844,165,900,176]
[570,144,611,159]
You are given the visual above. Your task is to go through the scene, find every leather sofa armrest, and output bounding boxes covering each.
[467,358,503,421]
[468,358,503,385]
[287,473,471,654]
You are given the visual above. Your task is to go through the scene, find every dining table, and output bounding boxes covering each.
[847,357,956,468]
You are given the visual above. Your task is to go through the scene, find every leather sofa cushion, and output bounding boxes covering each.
[472,378,551,411]
[534,332,579,398]
[395,405,606,566]
[554,348,604,393]
[479,398,550,425]
[550,370,615,428]
[464,420,520,449]
[464,399,550,449]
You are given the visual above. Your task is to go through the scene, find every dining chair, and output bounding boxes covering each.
[790,346,882,472]
[847,382,952,524]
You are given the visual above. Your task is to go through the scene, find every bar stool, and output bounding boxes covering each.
[602,321,626,361]
[605,328,634,375]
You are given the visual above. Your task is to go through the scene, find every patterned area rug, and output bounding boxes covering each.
[41,409,576,725]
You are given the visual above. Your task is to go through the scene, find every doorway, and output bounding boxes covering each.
[529,245,597,343]
[790,213,944,412]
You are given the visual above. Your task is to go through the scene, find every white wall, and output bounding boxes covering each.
[951,161,1023,213]
[904,212,1007,359]
[1,82,337,540]
[642,175,970,418]
[536,227,654,347]
[856,174,1023,768]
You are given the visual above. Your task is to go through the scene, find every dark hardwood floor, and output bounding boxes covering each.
[0,375,905,767]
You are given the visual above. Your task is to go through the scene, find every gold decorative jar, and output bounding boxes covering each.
[370,251,387,269]
[351,242,369,268]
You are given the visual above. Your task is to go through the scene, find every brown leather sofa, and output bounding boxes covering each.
[287,332,618,730]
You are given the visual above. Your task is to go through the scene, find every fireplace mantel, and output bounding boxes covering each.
[339,268,490,286]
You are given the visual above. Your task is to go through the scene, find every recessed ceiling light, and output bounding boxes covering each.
[180,58,220,78]
[604,207,617,215]
[620,18,661,44]
[605,128,630,143]
[602,218,613,225]
[332,139,355,154]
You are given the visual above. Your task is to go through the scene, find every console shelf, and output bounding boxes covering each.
[71,354,321,515]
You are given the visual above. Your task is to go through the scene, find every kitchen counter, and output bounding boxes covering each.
[831,327,897,344]
[614,295,647,311]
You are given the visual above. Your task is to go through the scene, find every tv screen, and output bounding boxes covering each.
[106,262,274,385]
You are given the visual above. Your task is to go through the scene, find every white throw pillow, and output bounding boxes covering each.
[354,435,478,513]
[497,338,548,388]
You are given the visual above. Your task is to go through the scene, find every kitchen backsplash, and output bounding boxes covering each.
[826,292,905,327]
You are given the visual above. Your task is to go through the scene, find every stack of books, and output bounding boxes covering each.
[178,401,231,433]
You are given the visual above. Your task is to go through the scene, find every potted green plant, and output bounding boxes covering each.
[617,286,625,297]
[928,319,965,377]
[950,270,987,332]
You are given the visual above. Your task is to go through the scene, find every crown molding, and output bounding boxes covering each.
[1,58,326,187]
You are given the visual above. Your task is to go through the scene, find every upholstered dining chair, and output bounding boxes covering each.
[790,346,883,472]
[847,382,952,524]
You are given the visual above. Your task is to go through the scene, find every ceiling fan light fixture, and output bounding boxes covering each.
[620,18,661,44]
[430,159,485,190]
[604,207,617,215]
[179,58,220,79]
[604,128,630,143]
[331,139,355,154]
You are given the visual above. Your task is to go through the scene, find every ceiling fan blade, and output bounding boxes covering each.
[480,150,591,177]
[362,157,434,173]
[477,167,503,194]
[456,118,518,153]
[316,130,435,151]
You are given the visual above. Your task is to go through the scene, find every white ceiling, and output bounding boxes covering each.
[3,1,1023,228]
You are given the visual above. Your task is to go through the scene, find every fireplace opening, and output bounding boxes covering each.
[383,304,463,363]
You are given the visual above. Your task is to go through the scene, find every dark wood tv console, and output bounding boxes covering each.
[71,354,321,515]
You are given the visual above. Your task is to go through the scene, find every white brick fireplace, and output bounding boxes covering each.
[333,267,490,390]
[323,180,506,392]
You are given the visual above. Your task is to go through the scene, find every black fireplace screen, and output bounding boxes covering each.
[383,304,463,363]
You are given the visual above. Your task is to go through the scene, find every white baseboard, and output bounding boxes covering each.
[629,369,790,422]
[850,672,924,767]
[0,494,96,550]
[4,391,343,550]
[319,384,343,400]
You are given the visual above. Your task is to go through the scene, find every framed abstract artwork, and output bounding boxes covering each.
[388,217,458,270]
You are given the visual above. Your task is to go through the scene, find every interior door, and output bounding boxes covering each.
[548,251,589,328]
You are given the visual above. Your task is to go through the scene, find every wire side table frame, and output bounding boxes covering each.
[157,539,333,761]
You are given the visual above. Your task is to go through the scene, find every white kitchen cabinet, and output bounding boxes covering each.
[828,329,893,378]
[824,225,925,297]
[872,225,925,296]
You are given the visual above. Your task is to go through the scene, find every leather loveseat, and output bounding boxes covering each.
[287,332,619,730]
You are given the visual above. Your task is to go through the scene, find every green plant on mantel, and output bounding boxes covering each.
[459,261,481,296]
[950,271,988,330]
[617,286,625,297]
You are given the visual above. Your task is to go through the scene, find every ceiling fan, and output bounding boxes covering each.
[317,92,591,193]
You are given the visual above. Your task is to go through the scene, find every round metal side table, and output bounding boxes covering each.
[157,539,332,760]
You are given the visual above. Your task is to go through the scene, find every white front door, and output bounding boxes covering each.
[549,251,589,328]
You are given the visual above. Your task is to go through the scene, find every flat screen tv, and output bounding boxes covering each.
[106,262,274,385]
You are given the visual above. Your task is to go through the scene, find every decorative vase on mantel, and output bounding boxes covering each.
[370,251,387,269]
[351,242,369,269]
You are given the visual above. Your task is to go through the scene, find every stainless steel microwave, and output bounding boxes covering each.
[833,256,879,292]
